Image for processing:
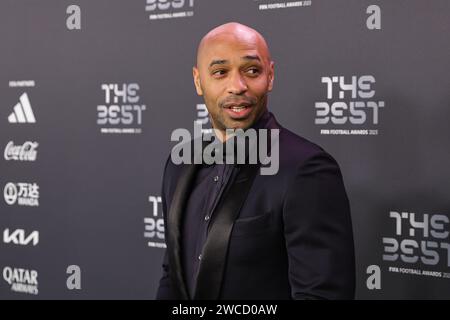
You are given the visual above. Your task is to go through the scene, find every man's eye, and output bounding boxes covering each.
[212,70,226,76]
[246,68,260,75]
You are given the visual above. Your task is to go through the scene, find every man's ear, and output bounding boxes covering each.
[193,66,203,96]
[268,61,275,92]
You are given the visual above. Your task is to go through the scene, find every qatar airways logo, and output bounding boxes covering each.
[3,266,38,295]
[4,141,38,161]
[315,75,385,136]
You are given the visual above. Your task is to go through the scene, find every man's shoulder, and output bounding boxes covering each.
[278,126,336,169]
[262,112,336,170]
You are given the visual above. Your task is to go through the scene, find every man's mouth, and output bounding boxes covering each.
[223,103,253,119]
[229,105,249,112]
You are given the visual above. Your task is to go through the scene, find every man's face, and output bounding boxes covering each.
[193,33,274,133]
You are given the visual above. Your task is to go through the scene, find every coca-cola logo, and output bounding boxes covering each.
[4,141,38,161]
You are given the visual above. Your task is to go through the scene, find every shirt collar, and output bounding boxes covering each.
[201,108,272,165]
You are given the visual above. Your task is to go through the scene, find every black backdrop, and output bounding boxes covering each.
[1,0,449,299]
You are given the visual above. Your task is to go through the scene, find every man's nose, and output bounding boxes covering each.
[227,71,248,95]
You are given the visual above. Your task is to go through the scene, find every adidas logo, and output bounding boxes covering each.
[8,93,36,123]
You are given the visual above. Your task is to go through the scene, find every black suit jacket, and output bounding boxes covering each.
[156,113,355,300]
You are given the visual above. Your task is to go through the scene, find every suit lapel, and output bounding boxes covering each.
[167,163,199,300]
[193,163,260,300]
[167,113,280,300]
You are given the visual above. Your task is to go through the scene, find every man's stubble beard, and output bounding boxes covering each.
[207,94,268,132]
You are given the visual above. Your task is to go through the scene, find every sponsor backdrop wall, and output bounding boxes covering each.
[1,0,449,299]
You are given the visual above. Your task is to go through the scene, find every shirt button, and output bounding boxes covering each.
[213,175,219,182]
[198,254,202,261]
[204,215,210,221]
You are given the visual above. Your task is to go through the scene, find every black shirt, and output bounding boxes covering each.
[180,109,271,298]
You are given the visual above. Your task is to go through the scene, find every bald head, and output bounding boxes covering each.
[192,22,275,138]
[196,22,272,68]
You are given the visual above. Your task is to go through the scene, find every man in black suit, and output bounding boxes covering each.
[156,22,355,300]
